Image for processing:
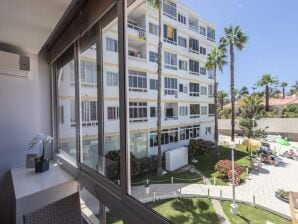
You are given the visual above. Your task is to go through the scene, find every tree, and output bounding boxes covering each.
[205,47,227,155]
[239,95,263,138]
[289,81,298,95]
[257,74,278,112]
[218,91,228,108]
[220,25,248,142]
[147,0,163,176]
[238,86,249,99]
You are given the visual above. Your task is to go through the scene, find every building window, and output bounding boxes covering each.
[129,102,148,122]
[208,70,214,79]
[179,83,187,93]
[180,125,200,140]
[206,127,212,135]
[189,82,200,96]
[128,70,147,92]
[200,67,207,75]
[107,107,119,120]
[150,79,158,90]
[201,106,208,115]
[163,24,177,45]
[190,104,200,118]
[106,37,118,52]
[80,61,97,87]
[209,104,216,116]
[150,128,178,147]
[200,46,206,55]
[150,107,157,117]
[164,77,177,95]
[207,27,215,42]
[201,86,207,95]
[179,106,188,116]
[200,26,206,36]
[163,1,177,19]
[178,13,186,24]
[179,60,187,71]
[208,85,213,97]
[164,51,177,70]
[149,23,159,36]
[178,36,187,48]
[106,71,118,86]
[149,51,158,62]
[81,101,98,126]
[189,38,199,53]
[189,60,200,75]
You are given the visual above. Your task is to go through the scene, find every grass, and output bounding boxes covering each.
[107,198,220,224]
[107,198,290,224]
[221,200,291,224]
[131,169,203,186]
[194,144,250,185]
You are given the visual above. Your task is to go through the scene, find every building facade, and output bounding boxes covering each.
[57,0,216,162]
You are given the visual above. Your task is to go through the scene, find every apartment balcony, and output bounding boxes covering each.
[127,11,146,40]
[128,40,147,67]
[164,103,178,121]
[189,15,199,34]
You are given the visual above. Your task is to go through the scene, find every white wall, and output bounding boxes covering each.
[0,49,51,223]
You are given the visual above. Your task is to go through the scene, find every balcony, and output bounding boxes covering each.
[189,15,199,33]
[127,11,146,40]
[128,40,147,62]
[164,103,178,120]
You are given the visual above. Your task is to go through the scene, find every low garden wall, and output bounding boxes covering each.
[219,118,298,141]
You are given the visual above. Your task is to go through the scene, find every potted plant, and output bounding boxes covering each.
[28,133,53,173]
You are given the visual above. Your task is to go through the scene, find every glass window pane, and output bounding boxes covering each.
[57,46,76,160]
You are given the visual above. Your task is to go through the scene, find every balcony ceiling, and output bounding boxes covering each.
[0,0,71,54]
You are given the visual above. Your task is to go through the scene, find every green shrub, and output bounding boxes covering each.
[188,139,214,160]
[105,151,159,180]
[105,150,141,180]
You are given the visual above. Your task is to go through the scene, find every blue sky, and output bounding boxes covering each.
[181,0,298,94]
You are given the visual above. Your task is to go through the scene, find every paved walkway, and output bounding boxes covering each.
[132,158,298,220]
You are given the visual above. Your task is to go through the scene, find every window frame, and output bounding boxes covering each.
[51,2,171,224]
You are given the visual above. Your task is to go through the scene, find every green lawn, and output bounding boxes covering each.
[148,198,220,224]
[194,145,250,185]
[107,198,219,224]
[131,170,203,186]
[221,201,291,224]
[107,198,290,224]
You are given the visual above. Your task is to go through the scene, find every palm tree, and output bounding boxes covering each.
[205,47,227,155]
[218,91,228,108]
[238,86,249,99]
[147,0,163,176]
[257,74,278,111]
[239,95,263,138]
[292,81,298,92]
[219,25,248,142]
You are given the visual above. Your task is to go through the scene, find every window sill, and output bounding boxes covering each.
[53,152,79,178]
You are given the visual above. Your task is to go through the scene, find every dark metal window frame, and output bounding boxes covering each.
[50,0,170,223]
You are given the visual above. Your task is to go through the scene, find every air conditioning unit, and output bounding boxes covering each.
[139,30,146,40]
[0,50,30,78]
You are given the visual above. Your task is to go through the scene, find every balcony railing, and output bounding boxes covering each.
[128,22,146,33]
[189,24,199,33]
[165,116,178,120]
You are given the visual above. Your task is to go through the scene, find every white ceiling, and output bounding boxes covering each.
[0,0,71,54]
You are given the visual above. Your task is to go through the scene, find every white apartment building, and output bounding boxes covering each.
[57,0,216,162]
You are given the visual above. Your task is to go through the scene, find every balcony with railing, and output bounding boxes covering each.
[189,15,199,33]
[127,11,146,39]
[164,103,178,120]
[128,40,147,62]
